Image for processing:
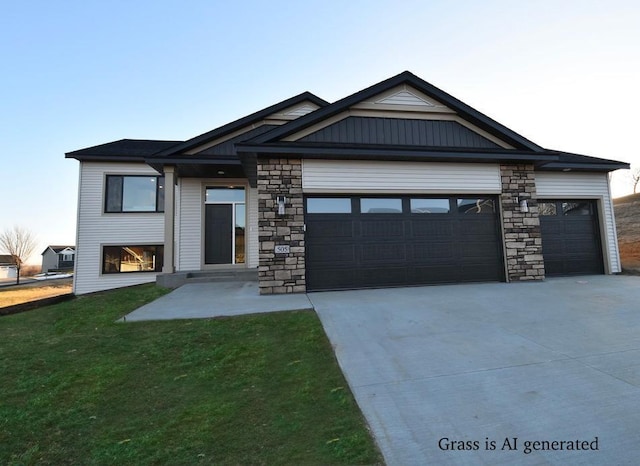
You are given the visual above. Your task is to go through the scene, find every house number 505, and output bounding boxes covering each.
[274,245,290,254]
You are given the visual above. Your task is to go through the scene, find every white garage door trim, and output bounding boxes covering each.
[536,172,620,274]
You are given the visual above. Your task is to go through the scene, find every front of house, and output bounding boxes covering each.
[41,246,76,273]
[66,72,628,295]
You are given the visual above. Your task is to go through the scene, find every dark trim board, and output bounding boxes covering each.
[304,195,505,291]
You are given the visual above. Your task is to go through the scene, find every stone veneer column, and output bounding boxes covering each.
[500,164,545,281]
[257,158,306,294]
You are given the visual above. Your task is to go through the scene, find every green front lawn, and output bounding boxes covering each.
[0,285,381,465]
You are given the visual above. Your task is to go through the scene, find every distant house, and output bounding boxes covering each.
[41,246,76,273]
[0,254,17,279]
[66,71,628,295]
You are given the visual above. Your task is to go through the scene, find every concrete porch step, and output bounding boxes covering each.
[157,269,258,289]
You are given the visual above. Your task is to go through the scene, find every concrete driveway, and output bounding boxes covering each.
[309,275,640,465]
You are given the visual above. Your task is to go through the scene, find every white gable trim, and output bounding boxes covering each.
[352,84,455,113]
[375,90,435,107]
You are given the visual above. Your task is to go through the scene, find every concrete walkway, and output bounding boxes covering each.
[122,281,313,321]
[123,275,640,464]
[309,275,640,465]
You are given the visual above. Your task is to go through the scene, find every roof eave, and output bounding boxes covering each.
[537,162,629,172]
[64,154,147,163]
[236,143,558,164]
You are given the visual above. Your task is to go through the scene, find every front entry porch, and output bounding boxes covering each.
[156,268,258,289]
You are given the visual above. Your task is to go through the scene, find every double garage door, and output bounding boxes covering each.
[305,196,604,291]
[305,195,504,291]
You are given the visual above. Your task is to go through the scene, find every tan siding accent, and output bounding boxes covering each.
[176,178,202,270]
[247,185,259,268]
[535,172,620,274]
[74,162,164,295]
[302,160,502,193]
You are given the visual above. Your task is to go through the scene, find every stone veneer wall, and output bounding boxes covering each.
[500,164,545,281]
[257,158,306,294]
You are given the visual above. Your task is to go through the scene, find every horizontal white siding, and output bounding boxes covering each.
[177,179,202,271]
[302,160,501,193]
[74,162,164,295]
[536,172,620,273]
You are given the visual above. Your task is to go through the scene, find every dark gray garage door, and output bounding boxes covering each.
[305,196,504,291]
[539,200,604,276]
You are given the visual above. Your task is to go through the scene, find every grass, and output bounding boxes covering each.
[0,284,381,465]
[0,280,73,308]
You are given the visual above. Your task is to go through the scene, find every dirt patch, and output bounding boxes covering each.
[0,279,73,308]
[614,194,640,273]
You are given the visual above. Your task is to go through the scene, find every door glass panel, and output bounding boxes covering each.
[206,187,245,203]
[457,198,495,214]
[410,198,450,213]
[539,202,557,216]
[361,198,403,213]
[235,204,245,264]
[562,201,592,215]
[307,198,352,213]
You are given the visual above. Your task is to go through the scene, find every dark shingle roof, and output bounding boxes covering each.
[196,125,279,156]
[42,246,75,255]
[0,254,15,264]
[153,92,328,157]
[66,139,183,161]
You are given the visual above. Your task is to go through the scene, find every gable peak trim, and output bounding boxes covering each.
[284,103,319,117]
[375,90,435,107]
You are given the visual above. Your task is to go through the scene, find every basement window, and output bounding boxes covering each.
[102,245,164,273]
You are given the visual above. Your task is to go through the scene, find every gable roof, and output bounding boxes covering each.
[42,246,76,255]
[153,92,329,157]
[245,71,543,151]
[65,72,628,177]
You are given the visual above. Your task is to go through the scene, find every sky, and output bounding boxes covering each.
[1,0,639,264]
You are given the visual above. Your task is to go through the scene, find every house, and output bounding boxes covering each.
[66,71,628,296]
[41,246,76,273]
[0,255,17,279]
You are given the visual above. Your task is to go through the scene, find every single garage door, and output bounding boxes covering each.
[539,200,604,276]
[305,195,504,291]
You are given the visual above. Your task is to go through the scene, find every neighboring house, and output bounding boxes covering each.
[0,254,17,279]
[41,246,76,273]
[66,71,628,296]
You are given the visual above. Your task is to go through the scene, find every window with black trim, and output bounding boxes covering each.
[102,245,164,273]
[105,175,164,212]
[306,198,352,214]
[457,198,495,214]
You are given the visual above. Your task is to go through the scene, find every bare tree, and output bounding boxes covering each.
[632,167,640,194]
[0,226,37,285]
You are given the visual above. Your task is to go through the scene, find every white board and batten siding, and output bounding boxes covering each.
[176,180,259,271]
[302,160,502,193]
[536,172,621,274]
[74,162,165,295]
